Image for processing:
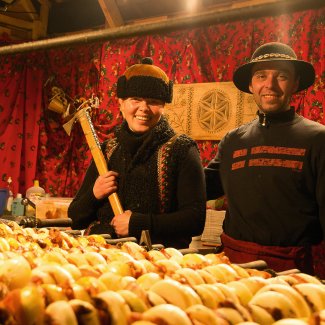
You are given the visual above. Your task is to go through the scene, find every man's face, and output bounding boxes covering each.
[119,97,165,133]
[249,61,299,114]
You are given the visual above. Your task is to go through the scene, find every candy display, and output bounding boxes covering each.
[0,221,323,325]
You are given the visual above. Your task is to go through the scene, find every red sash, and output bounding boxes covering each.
[221,233,314,274]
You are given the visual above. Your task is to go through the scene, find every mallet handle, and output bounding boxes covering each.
[76,108,124,216]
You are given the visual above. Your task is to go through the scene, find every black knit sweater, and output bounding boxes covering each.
[205,108,325,246]
[68,117,206,248]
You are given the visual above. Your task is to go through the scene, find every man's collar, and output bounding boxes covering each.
[257,107,295,127]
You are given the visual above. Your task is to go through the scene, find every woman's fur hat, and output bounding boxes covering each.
[117,57,173,103]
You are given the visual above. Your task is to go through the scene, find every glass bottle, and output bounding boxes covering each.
[11,193,25,216]
[25,180,45,217]
[4,176,14,215]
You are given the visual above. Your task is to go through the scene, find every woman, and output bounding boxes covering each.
[68,57,206,249]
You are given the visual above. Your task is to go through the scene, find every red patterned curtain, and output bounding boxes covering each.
[37,44,103,196]
[0,53,43,195]
[0,7,324,275]
[1,8,323,195]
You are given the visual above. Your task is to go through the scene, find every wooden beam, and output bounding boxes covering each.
[0,14,33,30]
[124,0,291,24]
[230,0,290,10]
[128,15,169,26]
[32,0,50,39]
[97,0,124,28]
[20,0,39,20]
[0,0,322,55]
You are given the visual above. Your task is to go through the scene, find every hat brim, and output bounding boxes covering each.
[233,59,315,94]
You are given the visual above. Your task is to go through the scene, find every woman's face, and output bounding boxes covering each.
[119,97,165,133]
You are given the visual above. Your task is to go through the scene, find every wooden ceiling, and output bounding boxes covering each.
[0,0,323,41]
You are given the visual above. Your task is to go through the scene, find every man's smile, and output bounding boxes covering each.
[262,94,279,99]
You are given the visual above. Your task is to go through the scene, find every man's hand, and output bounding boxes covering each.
[111,210,132,237]
[93,171,119,199]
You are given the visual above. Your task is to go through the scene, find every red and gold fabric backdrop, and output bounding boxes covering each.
[0,7,324,277]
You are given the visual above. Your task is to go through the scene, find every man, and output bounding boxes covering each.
[205,42,325,274]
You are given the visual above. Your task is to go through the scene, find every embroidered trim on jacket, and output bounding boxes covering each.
[157,134,179,213]
[105,138,119,161]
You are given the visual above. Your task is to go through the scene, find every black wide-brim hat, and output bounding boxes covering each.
[233,42,315,94]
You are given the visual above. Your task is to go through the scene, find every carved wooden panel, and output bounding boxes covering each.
[165,82,258,140]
